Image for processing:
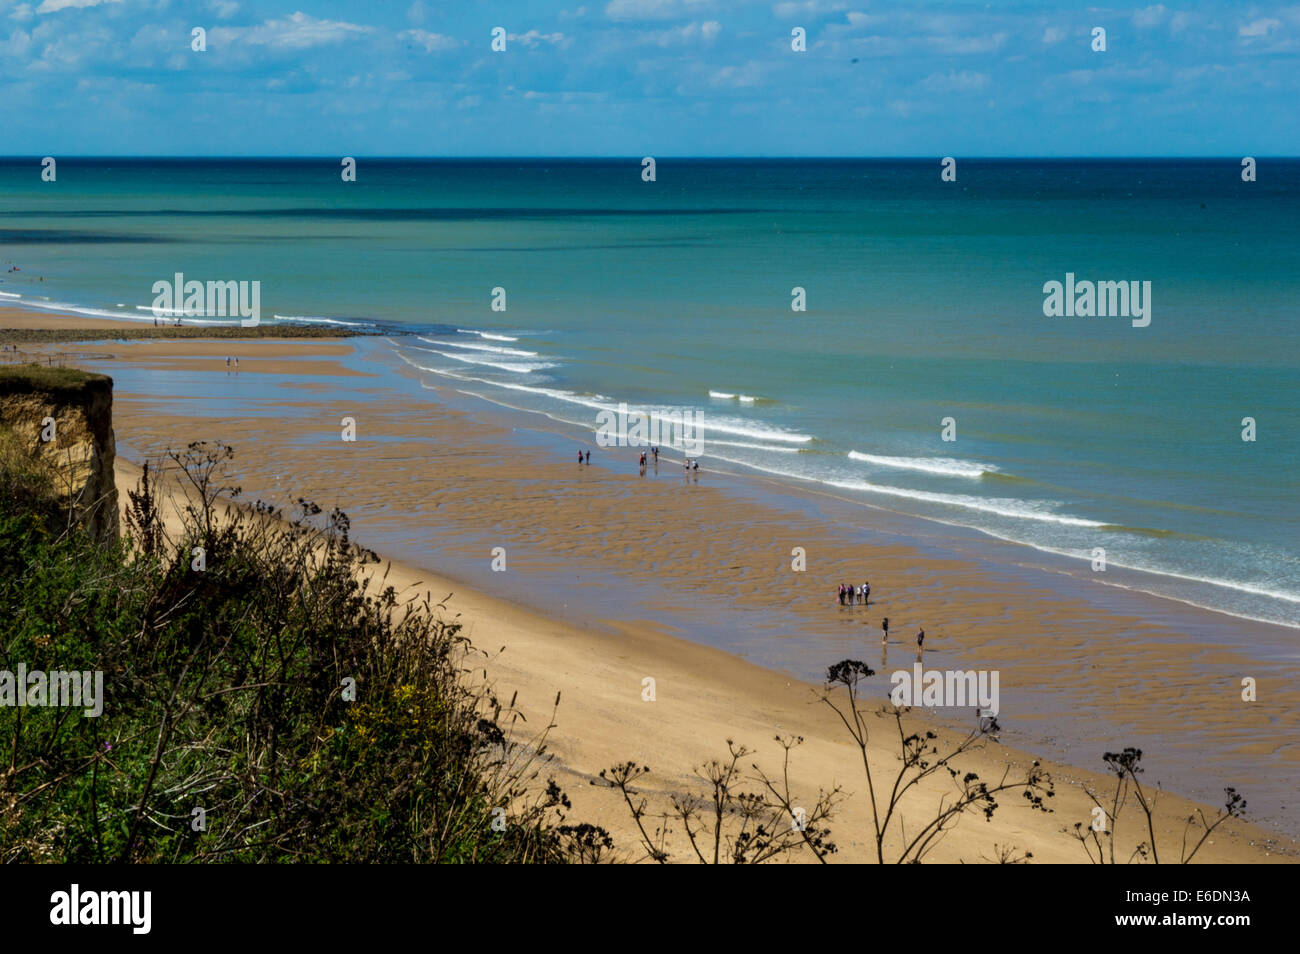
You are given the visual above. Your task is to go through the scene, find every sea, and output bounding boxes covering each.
[1,157,1296,629]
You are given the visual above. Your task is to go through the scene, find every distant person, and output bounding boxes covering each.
[863,581,870,605]
[578,449,584,465]
[692,459,699,472]
[585,450,591,464]
[838,583,845,606]
[652,446,659,463]
[916,629,925,650]
[881,617,890,643]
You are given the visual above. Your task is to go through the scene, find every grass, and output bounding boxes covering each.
[0,363,112,397]
[0,439,603,863]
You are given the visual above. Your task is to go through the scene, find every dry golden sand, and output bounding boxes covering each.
[11,312,1297,863]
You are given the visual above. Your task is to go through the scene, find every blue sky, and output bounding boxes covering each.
[1,0,1296,156]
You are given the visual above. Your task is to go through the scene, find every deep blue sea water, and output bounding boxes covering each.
[2,157,1296,627]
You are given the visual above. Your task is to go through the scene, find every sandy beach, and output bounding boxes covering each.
[8,308,1298,863]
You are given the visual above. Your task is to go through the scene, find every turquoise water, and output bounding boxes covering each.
[2,158,1297,626]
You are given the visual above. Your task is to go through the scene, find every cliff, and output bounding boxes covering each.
[0,364,118,543]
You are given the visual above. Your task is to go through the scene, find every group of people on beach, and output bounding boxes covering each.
[576,445,700,475]
[837,581,870,606]
[837,584,927,649]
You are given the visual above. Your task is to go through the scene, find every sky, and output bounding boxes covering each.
[0,0,1297,156]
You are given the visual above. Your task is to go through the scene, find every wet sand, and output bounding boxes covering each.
[9,310,1299,861]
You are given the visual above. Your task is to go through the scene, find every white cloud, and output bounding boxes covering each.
[1132,5,1167,29]
[920,69,990,93]
[402,28,458,52]
[1239,18,1280,37]
[773,0,845,16]
[928,31,1006,55]
[208,0,239,20]
[645,19,721,45]
[0,26,33,56]
[708,60,763,87]
[1042,26,1064,44]
[10,3,35,22]
[605,0,710,21]
[507,29,566,47]
[36,0,120,13]
[212,12,373,50]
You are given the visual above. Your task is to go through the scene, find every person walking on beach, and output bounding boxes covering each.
[881,617,890,643]
[578,449,584,465]
[652,446,659,464]
[585,450,591,464]
[838,583,845,606]
[863,581,870,606]
[692,459,699,473]
[916,628,925,650]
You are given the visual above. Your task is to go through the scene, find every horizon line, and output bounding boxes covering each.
[0,154,1295,162]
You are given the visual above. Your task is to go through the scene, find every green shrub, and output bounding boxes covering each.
[0,441,600,863]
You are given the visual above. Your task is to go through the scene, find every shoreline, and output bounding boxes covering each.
[382,336,1300,641]
[108,451,1300,864]
[6,300,1294,633]
[9,307,1300,859]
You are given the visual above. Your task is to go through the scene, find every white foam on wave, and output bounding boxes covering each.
[19,299,191,322]
[698,416,810,444]
[827,480,1101,527]
[400,356,810,444]
[706,439,801,454]
[973,529,1300,628]
[1024,539,1300,605]
[131,304,248,325]
[849,451,998,479]
[709,389,761,403]
[273,314,376,328]
[457,328,519,342]
[407,345,555,375]
[709,390,735,399]
[724,455,1104,528]
[418,335,537,357]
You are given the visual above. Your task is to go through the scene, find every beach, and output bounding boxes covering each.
[6,307,1297,863]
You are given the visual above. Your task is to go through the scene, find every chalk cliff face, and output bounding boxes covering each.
[0,366,118,543]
